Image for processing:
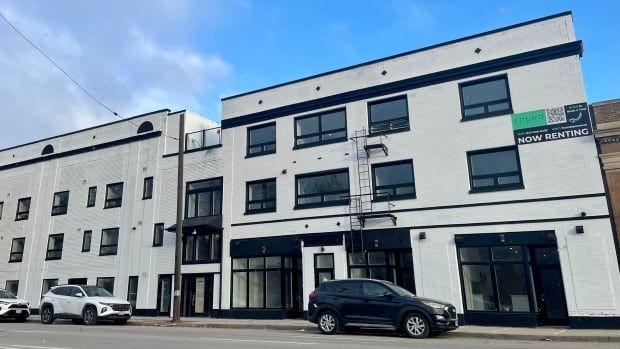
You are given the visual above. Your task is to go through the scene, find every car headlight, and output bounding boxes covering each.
[100,302,114,306]
[421,300,446,309]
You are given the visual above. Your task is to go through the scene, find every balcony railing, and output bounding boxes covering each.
[185,127,221,152]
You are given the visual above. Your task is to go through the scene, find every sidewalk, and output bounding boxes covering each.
[128,316,620,343]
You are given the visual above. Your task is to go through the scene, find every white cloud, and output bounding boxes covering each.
[0,0,232,149]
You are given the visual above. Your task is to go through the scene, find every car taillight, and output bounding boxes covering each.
[309,290,317,301]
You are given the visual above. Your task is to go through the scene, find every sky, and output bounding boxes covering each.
[0,0,618,149]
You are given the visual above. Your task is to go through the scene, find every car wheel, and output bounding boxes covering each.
[317,311,339,335]
[82,306,98,326]
[40,306,54,324]
[403,312,430,339]
[113,319,128,325]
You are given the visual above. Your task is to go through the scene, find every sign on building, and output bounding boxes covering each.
[512,102,592,145]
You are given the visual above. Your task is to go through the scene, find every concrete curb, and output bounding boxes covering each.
[127,320,620,343]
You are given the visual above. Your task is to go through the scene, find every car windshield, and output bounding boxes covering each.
[81,286,113,297]
[0,290,17,299]
[390,284,416,297]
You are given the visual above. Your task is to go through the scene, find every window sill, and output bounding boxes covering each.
[8,260,23,263]
[99,252,118,256]
[45,257,61,261]
[469,185,525,194]
[142,197,152,200]
[182,260,221,265]
[81,250,90,253]
[367,127,410,137]
[294,201,349,210]
[51,212,67,216]
[14,217,29,221]
[292,138,348,150]
[152,244,163,248]
[244,209,277,215]
[372,194,416,202]
[245,150,276,158]
[460,109,513,122]
[103,205,122,209]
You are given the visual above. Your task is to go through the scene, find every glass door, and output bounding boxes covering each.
[157,275,172,316]
[182,274,213,317]
[531,247,568,326]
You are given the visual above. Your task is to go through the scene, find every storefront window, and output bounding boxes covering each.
[232,256,294,309]
[347,250,415,293]
[462,264,495,311]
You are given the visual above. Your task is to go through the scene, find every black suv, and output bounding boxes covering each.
[307,279,457,338]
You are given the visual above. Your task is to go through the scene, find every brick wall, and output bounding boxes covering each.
[592,99,620,126]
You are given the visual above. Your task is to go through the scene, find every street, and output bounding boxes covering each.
[0,320,617,349]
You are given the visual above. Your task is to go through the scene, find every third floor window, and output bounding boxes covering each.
[368,96,410,135]
[459,75,513,120]
[294,109,347,148]
[15,198,31,221]
[247,123,276,157]
[104,183,123,209]
[51,191,69,216]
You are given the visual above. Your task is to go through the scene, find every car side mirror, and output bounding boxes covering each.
[74,293,84,298]
[383,292,393,298]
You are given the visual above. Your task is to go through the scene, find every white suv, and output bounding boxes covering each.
[40,285,131,325]
[0,289,30,321]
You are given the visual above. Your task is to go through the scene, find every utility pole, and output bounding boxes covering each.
[173,113,185,323]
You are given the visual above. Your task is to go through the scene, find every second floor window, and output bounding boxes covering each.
[143,177,153,200]
[15,198,31,221]
[183,233,221,264]
[372,160,416,201]
[87,186,97,207]
[9,238,25,262]
[294,109,347,148]
[153,223,164,247]
[104,183,123,208]
[82,230,92,252]
[459,75,512,120]
[467,146,523,192]
[100,228,119,256]
[247,123,276,157]
[368,96,410,135]
[246,178,276,214]
[296,169,349,208]
[186,178,222,218]
[46,234,64,260]
[51,191,70,216]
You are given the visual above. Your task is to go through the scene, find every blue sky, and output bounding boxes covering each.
[0,1,618,148]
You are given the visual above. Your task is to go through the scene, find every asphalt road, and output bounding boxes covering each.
[0,319,617,349]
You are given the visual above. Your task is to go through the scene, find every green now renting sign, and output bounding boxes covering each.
[511,102,592,145]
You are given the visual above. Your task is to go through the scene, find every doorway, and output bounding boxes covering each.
[531,247,569,326]
[181,274,213,317]
[156,275,172,316]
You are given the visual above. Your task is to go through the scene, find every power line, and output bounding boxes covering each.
[0,10,179,141]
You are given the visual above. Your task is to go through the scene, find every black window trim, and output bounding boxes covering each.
[245,178,277,214]
[294,168,350,210]
[184,177,223,219]
[9,237,25,263]
[41,278,59,297]
[82,230,92,252]
[104,182,124,209]
[86,186,97,208]
[0,201,4,220]
[127,275,139,307]
[246,122,276,158]
[45,233,64,261]
[96,277,115,293]
[293,108,348,150]
[99,228,119,256]
[142,177,154,200]
[153,223,164,247]
[230,255,295,309]
[467,145,524,193]
[367,95,410,136]
[458,74,513,121]
[51,190,70,216]
[371,159,416,201]
[182,232,222,264]
[314,253,335,288]
[15,197,31,221]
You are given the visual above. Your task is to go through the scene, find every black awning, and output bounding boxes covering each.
[345,228,411,252]
[166,215,222,233]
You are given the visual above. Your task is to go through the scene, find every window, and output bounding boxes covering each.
[5,280,19,296]
[295,169,349,208]
[232,256,295,309]
[372,160,416,201]
[41,279,58,296]
[458,246,531,312]
[247,123,276,157]
[87,186,97,207]
[183,233,221,263]
[294,109,347,148]
[143,177,154,200]
[82,230,92,252]
[42,144,54,155]
[51,286,71,296]
[127,276,138,309]
[100,228,119,256]
[368,96,410,135]
[459,75,512,120]
[362,281,391,297]
[185,178,222,218]
[137,121,154,134]
[348,251,415,293]
[186,127,222,151]
[246,178,276,214]
[314,254,334,287]
[153,223,164,247]
[467,146,523,192]
[0,201,3,219]
[9,238,25,262]
[15,197,31,221]
[96,277,115,294]
[45,234,64,260]
[51,191,69,216]
[104,183,123,208]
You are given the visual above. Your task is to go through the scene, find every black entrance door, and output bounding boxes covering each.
[181,274,213,317]
[531,247,568,326]
[156,275,172,316]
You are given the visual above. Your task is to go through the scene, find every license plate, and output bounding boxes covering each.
[17,309,23,314]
